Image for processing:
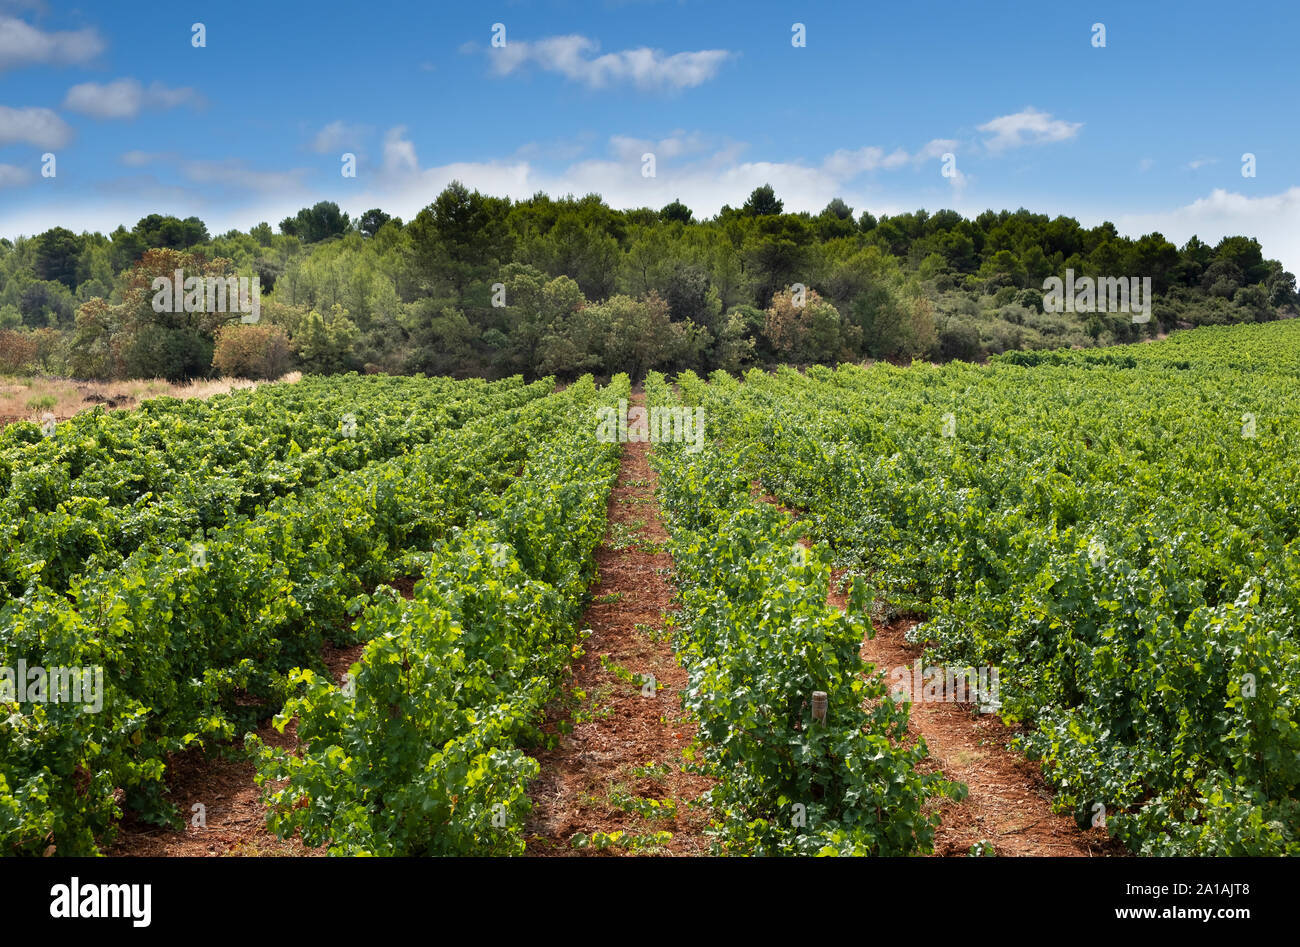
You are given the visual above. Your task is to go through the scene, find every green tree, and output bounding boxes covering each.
[294,304,359,373]
[34,227,82,290]
[742,184,784,217]
[359,209,393,238]
[660,200,694,224]
[280,202,351,244]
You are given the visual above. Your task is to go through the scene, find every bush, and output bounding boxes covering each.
[937,321,984,362]
[765,286,855,363]
[1015,287,1044,313]
[212,324,293,379]
[0,330,38,374]
[121,324,213,381]
[294,304,359,374]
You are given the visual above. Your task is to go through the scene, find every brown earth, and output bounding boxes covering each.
[107,595,387,856]
[524,395,713,856]
[847,587,1120,857]
[755,483,1118,857]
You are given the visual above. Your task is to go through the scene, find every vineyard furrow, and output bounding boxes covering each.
[524,394,713,856]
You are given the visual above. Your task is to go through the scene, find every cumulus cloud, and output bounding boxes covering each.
[63,79,201,119]
[0,15,103,71]
[382,126,419,177]
[1115,186,1300,280]
[0,105,71,148]
[822,146,909,177]
[609,131,712,162]
[915,138,959,161]
[821,138,959,178]
[978,107,1081,153]
[481,34,733,90]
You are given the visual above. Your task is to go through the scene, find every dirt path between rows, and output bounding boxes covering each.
[757,486,1116,857]
[107,632,368,856]
[843,587,1119,856]
[525,395,712,856]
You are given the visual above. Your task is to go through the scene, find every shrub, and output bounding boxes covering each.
[937,321,984,362]
[0,330,38,374]
[121,324,213,381]
[212,324,293,379]
[765,287,855,363]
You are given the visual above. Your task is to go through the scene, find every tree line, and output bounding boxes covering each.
[0,183,1295,380]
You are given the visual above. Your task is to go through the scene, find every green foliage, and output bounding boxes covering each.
[6,190,1292,381]
[689,322,1300,855]
[571,829,673,852]
[248,375,628,855]
[742,184,784,217]
[294,304,360,374]
[646,372,962,855]
[0,372,601,855]
[279,201,351,245]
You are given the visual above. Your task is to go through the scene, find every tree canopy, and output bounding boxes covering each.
[1,181,1294,380]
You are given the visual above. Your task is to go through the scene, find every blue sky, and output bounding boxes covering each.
[3,0,1298,271]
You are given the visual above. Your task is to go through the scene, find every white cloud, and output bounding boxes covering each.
[1185,157,1218,170]
[180,158,308,192]
[822,146,909,177]
[609,131,710,162]
[0,105,71,147]
[482,34,733,90]
[915,138,959,162]
[821,138,959,178]
[382,126,419,177]
[0,15,103,71]
[63,79,201,119]
[0,162,31,187]
[978,108,1081,153]
[309,120,369,154]
[1114,186,1300,280]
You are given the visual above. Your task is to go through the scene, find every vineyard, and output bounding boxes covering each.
[0,321,1296,857]
[0,372,627,855]
[676,320,1300,856]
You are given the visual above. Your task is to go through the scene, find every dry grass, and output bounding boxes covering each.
[0,372,301,422]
